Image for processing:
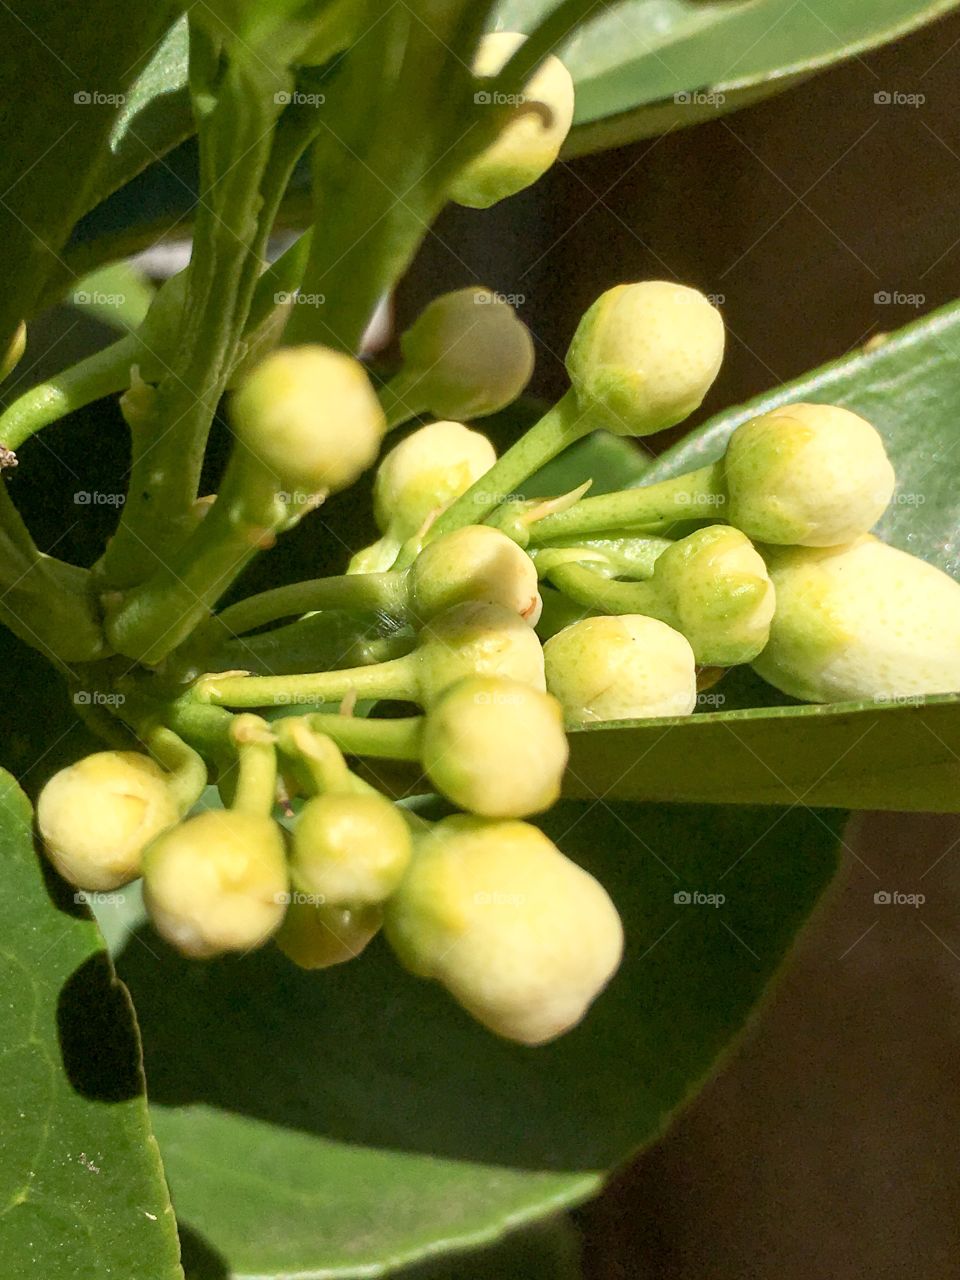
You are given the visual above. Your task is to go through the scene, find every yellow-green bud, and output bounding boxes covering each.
[37,751,179,891]
[565,281,725,436]
[230,346,386,495]
[724,402,895,546]
[398,289,535,418]
[291,792,412,906]
[410,525,542,624]
[450,33,575,210]
[415,601,546,705]
[544,615,697,724]
[654,526,775,666]
[275,899,382,970]
[374,420,497,539]
[1,320,26,381]
[753,535,960,702]
[385,816,623,1044]
[143,810,288,958]
[421,676,568,818]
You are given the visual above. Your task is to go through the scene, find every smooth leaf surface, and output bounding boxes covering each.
[108,802,841,1278]
[0,771,181,1277]
[0,2,180,345]
[557,300,960,810]
[495,0,960,154]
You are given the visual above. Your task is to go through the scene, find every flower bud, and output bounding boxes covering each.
[291,792,412,906]
[724,402,895,546]
[230,345,386,495]
[753,536,960,702]
[544,615,697,724]
[565,281,725,436]
[398,289,535,418]
[385,816,623,1044]
[1,321,26,381]
[143,810,288,958]
[374,420,496,539]
[655,525,775,666]
[415,601,546,706]
[410,525,542,624]
[275,899,381,970]
[422,677,568,817]
[450,34,575,210]
[37,751,179,891]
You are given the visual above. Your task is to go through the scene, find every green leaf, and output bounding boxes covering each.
[107,802,840,1278]
[551,300,960,811]
[494,0,960,155]
[0,3,183,345]
[0,770,181,1277]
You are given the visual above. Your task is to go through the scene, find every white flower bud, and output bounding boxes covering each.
[291,792,412,906]
[385,816,623,1044]
[565,281,725,436]
[450,34,575,210]
[724,402,895,546]
[422,676,568,817]
[415,601,546,706]
[374,420,496,539]
[38,752,179,891]
[230,345,386,494]
[544,615,697,724]
[275,900,382,970]
[410,525,542,624]
[143,810,288,958]
[398,289,535,419]
[754,536,960,702]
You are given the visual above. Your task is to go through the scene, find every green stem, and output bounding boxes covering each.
[529,462,725,542]
[144,724,209,813]
[0,334,139,451]
[215,620,413,680]
[104,455,289,665]
[425,389,589,544]
[195,652,417,709]
[164,698,236,758]
[546,562,666,621]
[496,0,600,91]
[274,718,354,793]
[214,570,407,639]
[229,714,278,815]
[304,711,421,762]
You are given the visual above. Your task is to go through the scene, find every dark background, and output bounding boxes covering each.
[9,8,960,1276]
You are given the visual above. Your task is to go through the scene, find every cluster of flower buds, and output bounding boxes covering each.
[41,267,960,1047]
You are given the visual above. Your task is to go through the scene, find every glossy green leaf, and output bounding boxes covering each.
[0,771,181,1277]
[0,3,182,346]
[494,0,960,155]
[107,802,840,1278]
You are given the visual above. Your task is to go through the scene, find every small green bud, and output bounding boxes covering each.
[291,792,412,906]
[654,526,776,666]
[385,815,623,1044]
[450,34,575,210]
[0,320,26,381]
[275,899,382,970]
[753,535,960,703]
[544,615,697,724]
[374,420,496,539]
[37,751,180,891]
[398,288,535,418]
[415,601,547,706]
[422,676,568,818]
[410,525,542,624]
[724,402,895,546]
[230,346,386,495]
[143,810,288,958]
[565,281,725,436]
